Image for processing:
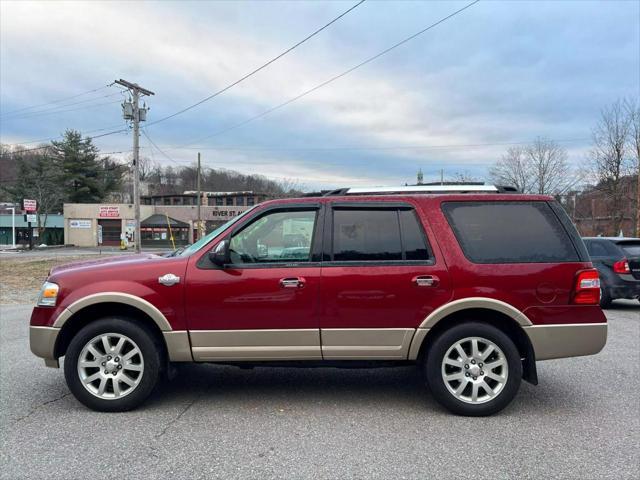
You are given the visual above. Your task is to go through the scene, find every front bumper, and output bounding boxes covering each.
[524,323,607,361]
[30,326,60,367]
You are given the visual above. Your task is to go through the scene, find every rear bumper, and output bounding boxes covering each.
[524,323,607,361]
[608,282,640,300]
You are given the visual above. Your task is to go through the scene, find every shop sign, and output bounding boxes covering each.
[70,219,92,229]
[23,199,37,212]
[98,206,120,218]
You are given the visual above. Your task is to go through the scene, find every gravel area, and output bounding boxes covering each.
[0,302,638,479]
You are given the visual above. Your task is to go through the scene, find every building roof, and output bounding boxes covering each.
[0,214,64,228]
[141,214,189,228]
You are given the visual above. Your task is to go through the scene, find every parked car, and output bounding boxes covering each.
[30,185,607,416]
[582,237,640,307]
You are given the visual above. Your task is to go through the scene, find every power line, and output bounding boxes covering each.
[1,99,122,121]
[142,128,178,164]
[145,0,366,128]
[0,128,129,156]
[14,123,130,146]
[1,91,125,120]
[176,0,480,149]
[0,84,111,116]
[166,137,589,154]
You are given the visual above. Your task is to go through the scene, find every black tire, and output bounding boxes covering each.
[424,322,522,416]
[64,318,161,412]
[599,285,612,309]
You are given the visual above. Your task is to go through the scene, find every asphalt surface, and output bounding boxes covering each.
[1,302,638,480]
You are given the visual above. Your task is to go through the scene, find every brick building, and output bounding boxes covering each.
[570,175,639,237]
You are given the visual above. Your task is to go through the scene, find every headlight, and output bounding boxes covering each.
[37,282,59,307]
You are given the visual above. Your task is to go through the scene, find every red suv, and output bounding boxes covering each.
[29,186,607,416]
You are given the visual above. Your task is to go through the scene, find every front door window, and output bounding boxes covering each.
[229,210,317,264]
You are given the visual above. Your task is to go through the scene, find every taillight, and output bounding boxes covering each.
[613,259,631,274]
[572,269,601,305]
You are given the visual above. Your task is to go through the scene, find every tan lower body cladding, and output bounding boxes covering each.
[189,328,415,361]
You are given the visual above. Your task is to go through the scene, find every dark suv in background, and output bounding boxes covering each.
[583,237,640,307]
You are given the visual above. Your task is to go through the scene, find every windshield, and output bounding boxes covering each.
[178,206,258,257]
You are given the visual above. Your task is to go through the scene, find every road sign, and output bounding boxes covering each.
[25,214,37,223]
[23,199,37,212]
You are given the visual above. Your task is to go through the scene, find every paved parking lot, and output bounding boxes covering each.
[1,302,638,479]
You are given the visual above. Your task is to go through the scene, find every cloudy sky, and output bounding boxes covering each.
[1,0,638,189]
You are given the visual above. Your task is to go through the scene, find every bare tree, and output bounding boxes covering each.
[624,98,640,236]
[489,146,533,193]
[137,156,157,182]
[447,170,482,183]
[591,100,633,235]
[526,137,576,195]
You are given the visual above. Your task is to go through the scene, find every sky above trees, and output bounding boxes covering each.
[1,0,638,189]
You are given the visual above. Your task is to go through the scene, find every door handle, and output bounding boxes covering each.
[413,275,439,287]
[280,277,305,288]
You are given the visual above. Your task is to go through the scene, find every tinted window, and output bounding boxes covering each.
[442,201,579,264]
[584,240,609,257]
[333,209,402,261]
[617,241,640,257]
[230,210,317,264]
[399,209,430,260]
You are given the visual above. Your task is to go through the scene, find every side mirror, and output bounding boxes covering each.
[209,239,230,267]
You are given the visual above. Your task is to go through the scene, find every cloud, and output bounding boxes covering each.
[1,1,638,189]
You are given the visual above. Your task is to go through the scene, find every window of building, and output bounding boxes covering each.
[236,197,245,206]
[247,197,255,206]
[215,197,223,206]
[229,209,317,264]
[226,197,234,206]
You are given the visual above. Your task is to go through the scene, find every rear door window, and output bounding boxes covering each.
[442,201,579,264]
[333,209,402,261]
[331,207,432,262]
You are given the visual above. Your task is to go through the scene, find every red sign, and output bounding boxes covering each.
[23,199,37,212]
[98,206,120,218]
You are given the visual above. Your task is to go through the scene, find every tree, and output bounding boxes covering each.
[491,139,578,195]
[1,145,65,237]
[489,146,533,193]
[51,130,123,203]
[624,98,640,236]
[590,100,633,235]
[526,137,575,195]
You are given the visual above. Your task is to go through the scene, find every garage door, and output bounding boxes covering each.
[98,219,121,246]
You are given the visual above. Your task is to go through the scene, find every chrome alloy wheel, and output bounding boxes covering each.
[77,333,144,400]
[441,336,508,404]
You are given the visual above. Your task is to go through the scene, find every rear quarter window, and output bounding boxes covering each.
[442,201,579,264]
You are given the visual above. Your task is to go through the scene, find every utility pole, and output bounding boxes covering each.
[440,169,444,185]
[197,152,202,241]
[8,207,15,249]
[115,79,154,253]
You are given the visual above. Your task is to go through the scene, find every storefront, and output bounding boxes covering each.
[140,214,189,248]
[63,201,256,247]
[0,214,64,246]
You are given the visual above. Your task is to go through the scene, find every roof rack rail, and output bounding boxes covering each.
[323,184,520,196]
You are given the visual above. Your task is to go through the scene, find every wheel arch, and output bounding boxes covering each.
[53,301,169,361]
[409,299,538,385]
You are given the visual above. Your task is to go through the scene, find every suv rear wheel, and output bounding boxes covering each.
[64,318,161,412]
[425,322,522,416]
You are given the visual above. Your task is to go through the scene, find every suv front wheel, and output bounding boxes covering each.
[425,322,522,416]
[64,318,161,412]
